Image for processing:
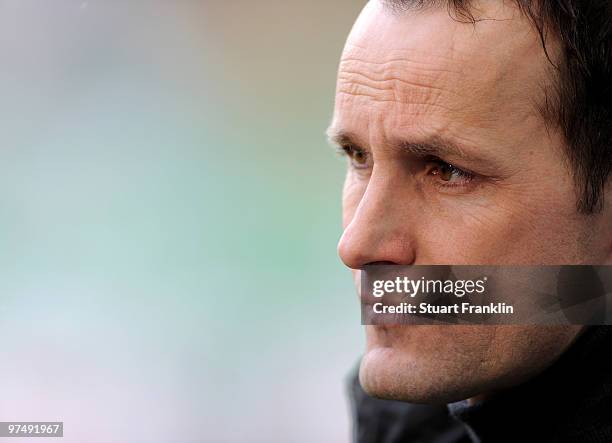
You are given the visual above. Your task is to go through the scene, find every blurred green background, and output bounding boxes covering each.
[0,1,365,441]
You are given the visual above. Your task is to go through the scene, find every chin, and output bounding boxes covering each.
[358,325,581,405]
[358,344,475,404]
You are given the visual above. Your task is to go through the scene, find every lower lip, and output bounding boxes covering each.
[362,303,422,326]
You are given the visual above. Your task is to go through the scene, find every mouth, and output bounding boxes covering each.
[361,302,431,326]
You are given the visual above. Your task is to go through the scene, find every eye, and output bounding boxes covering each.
[426,159,474,186]
[338,145,370,169]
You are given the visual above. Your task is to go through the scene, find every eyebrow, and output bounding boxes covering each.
[326,128,357,149]
[326,126,471,161]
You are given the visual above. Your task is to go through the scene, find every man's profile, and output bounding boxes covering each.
[328,0,612,441]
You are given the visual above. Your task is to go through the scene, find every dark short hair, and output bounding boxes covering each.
[383,0,612,213]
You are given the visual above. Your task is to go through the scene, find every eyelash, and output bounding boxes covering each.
[425,158,475,189]
[337,146,476,189]
[337,145,369,169]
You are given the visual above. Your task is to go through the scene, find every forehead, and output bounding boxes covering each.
[333,1,555,147]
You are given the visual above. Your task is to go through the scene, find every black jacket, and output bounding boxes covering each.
[348,326,612,443]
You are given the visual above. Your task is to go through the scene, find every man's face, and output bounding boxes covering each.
[331,0,611,403]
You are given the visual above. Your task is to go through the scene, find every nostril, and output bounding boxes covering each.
[355,261,400,271]
[366,261,398,266]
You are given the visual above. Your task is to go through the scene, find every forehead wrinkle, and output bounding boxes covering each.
[340,50,464,76]
[333,58,510,165]
[336,71,459,113]
[339,48,464,91]
[337,50,472,120]
[342,41,466,68]
[339,68,452,93]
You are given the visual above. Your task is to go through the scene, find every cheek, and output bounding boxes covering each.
[414,215,502,264]
[416,195,588,264]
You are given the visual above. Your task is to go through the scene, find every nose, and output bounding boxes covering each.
[337,173,417,269]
